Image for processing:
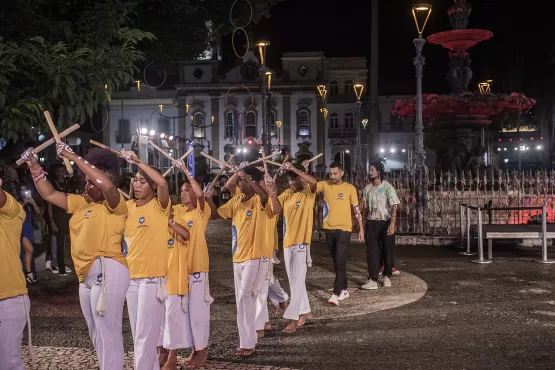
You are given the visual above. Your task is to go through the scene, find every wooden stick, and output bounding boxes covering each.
[118,188,130,200]
[43,111,73,173]
[265,159,283,168]
[261,148,270,180]
[162,148,194,177]
[17,124,80,165]
[307,153,323,163]
[90,140,141,163]
[248,152,278,166]
[209,155,236,188]
[273,155,289,181]
[200,151,232,169]
[129,178,134,200]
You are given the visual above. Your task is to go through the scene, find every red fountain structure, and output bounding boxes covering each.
[391,0,536,170]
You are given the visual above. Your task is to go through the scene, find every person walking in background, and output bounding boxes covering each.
[316,162,364,306]
[20,185,40,284]
[361,158,400,290]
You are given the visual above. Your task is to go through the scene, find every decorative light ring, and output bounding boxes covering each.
[229,0,253,29]
[143,61,167,89]
[232,27,249,59]
[225,84,254,112]
[90,103,110,133]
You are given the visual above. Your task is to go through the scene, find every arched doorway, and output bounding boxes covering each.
[333,151,352,175]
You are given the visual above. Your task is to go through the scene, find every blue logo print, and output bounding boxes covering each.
[96,273,103,283]
[231,225,238,256]
[246,210,253,217]
[295,201,300,207]
[323,202,328,220]
[283,218,287,237]
[85,210,92,218]
[122,237,129,256]
[299,244,306,250]
[168,239,174,246]
[193,272,201,279]
[188,221,193,228]
[338,193,343,198]
[139,217,145,224]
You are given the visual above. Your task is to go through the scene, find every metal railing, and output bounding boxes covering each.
[459,203,554,264]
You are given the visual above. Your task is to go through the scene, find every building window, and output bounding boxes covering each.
[345,112,354,129]
[329,80,339,95]
[193,113,205,138]
[267,111,276,137]
[225,112,234,138]
[245,111,257,138]
[158,118,170,135]
[345,80,354,95]
[297,109,310,137]
[330,113,340,129]
[116,119,131,143]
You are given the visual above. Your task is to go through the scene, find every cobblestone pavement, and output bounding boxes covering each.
[25,220,555,369]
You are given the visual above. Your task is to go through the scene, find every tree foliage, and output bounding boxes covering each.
[0,0,154,142]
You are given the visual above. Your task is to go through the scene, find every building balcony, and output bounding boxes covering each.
[328,128,357,138]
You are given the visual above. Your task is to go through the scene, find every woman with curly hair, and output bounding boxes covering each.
[21,144,130,370]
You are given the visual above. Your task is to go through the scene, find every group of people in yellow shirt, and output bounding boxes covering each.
[1,142,377,369]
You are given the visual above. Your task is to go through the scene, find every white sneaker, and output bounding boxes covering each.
[338,289,350,301]
[65,266,72,273]
[361,279,378,290]
[46,260,52,271]
[383,276,392,288]
[328,294,339,306]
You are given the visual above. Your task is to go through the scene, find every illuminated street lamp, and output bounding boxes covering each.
[317,85,327,101]
[320,107,328,119]
[478,79,493,94]
[362,119,368,129]
[135,80,141,91]
[276,120,282,129]
[266,71,273,90]
[411,2,432,171]
[256,41,270,67]
[353,83,365,168]
[257,40,272,154]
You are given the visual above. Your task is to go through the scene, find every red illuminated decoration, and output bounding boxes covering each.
[509,138,513,142]
[531,137,534,140]
[498,138,502,142]
[248,140,252,144]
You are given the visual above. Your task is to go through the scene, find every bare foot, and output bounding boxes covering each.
[298,312,313,327]
[158,347,168,368]
[282,320,298,333]
[264,321,271,330]
[256,329,265,338]
[240,348,255,357]
[235,347,243,355]
[275,301,289,315]
[184,350,195,366]
[161,349,177,370]
[187,348,207,368]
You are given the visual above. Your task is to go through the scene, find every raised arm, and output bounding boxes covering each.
[204,186,222,219]
[57,143,121,209]
[263,174,282,215]
[176,161,205,212]
[122,149,169,209]
[21,148,68,210]
[0,179,6,209]
[223,172,239,195]
[283,161,317,192]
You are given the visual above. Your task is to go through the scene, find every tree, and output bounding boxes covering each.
[0,0,154,142]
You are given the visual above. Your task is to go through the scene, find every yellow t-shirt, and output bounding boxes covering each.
[279,186,316,248]
[0,193,27,300]
[316,181,358,232]
[217,194,270,262]
[125,197,171,279]
[165,205,189,295]
[181,203,211,273]
[67,194,128,282]
[262,207,279,257]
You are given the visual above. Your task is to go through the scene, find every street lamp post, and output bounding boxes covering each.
[317,85,328,166]
[257,41,272,156]
[412,3,432,172]
[354,83,364,170]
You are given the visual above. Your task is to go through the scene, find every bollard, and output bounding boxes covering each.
[536,205,555,264]
[472,207,492,264]
[459,203,464,248]
[461,204,475,256]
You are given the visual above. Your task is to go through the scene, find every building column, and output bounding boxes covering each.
[210,94,220,162]
[282,93,292,152]
[177,95,187,138]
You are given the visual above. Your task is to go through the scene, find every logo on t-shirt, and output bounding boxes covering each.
[246,210,253,217]
[192,272,202,283]
[168,239,175,247]
[84,210,92,219]
[299,244,306,250]
[122,237,129,256]
[188,221,193,228]
[96,273,103,283]
[323,202,328,220]
[139,217,145,224]
[231,225,238,256]
[338,193,344,199]
[295,201,300,207]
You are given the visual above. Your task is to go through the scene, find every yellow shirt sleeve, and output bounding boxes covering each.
[278,189,291,207]
[218,196,236,219]
[350,184,359,205]
[105,194,128,216]
[316,181,326,193]
[67,194,88,214]
[0,192,23,220]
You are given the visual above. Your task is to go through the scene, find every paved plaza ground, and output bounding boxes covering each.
[21,220,555,369]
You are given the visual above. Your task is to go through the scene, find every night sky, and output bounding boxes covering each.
[222,0,554,97]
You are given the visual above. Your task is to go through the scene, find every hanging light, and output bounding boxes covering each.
[140,127,147,135]
[185,104,190,113]
[135,80,141,91]
[412,3,432,37]
[159,104,163,112]
[478,80,492,94]
[276,120,283,128]
[149,130,155,136]
[361,118,368,128]
[320,107,328,119]
[160,133,165,138]
[354,84,364,102]
[211,115,215,124]
[266,71,273,90]
[256,41,270,66]
[104,84,108,90]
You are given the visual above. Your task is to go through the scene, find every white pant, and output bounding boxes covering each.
[79,258,130,370]
[283,244,311,321]
[188,272,211,351]
[268,278,289,307]
[127,277,166,370]
[254,258,271,331]
[0,295,29,370]
[233,259,269,349]
[158,295,192,350]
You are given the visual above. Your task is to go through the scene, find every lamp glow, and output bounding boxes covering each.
[149,130,155,136]
[136,80,141,91]
[354,84,364,101]
[276,120,282,128]
[412,3,432,37]
[141,128,147,134]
